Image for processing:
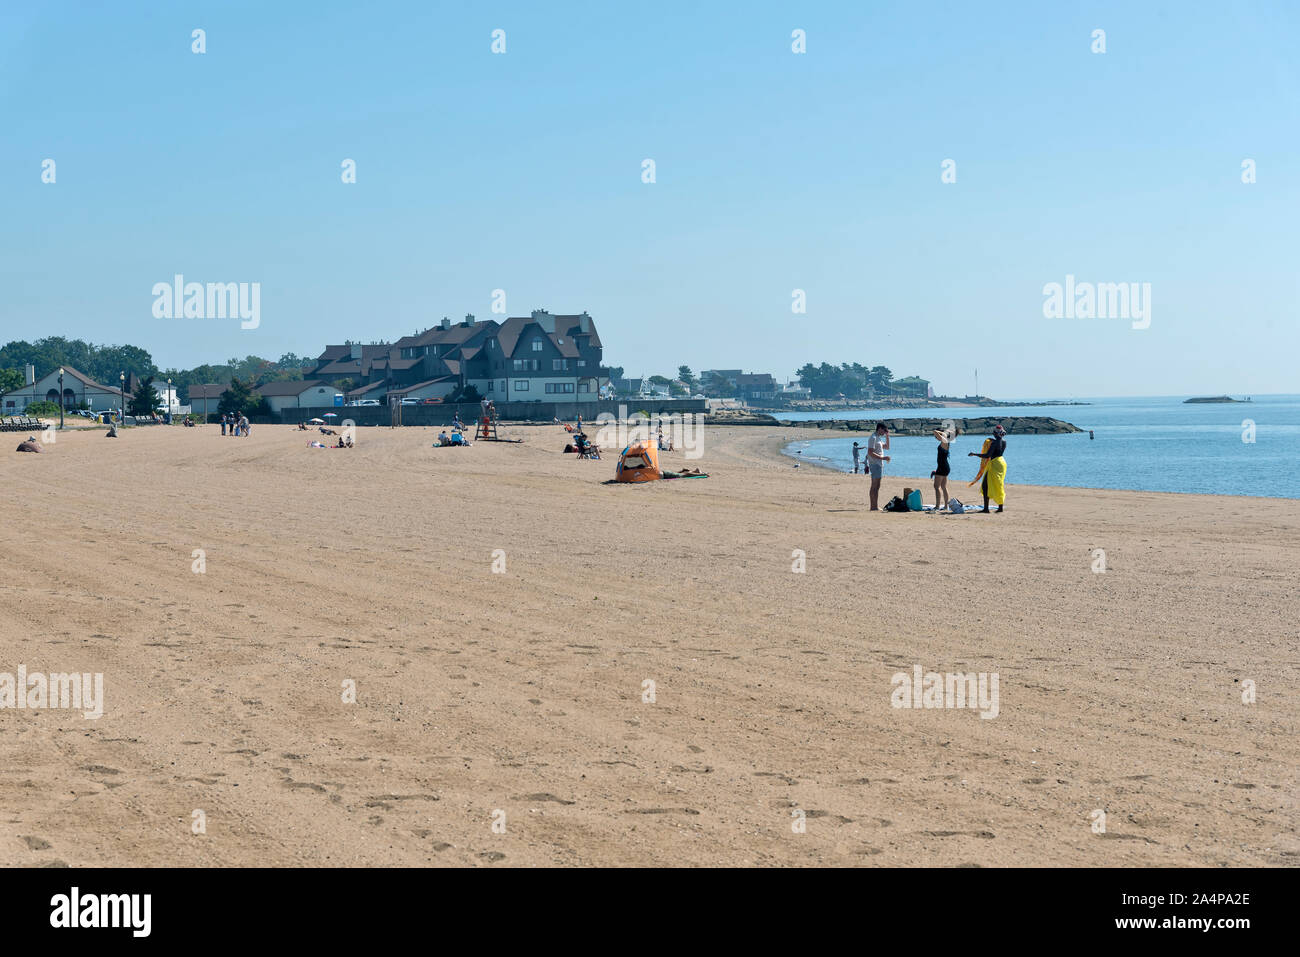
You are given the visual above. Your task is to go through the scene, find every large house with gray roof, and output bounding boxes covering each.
[306,309,608,404]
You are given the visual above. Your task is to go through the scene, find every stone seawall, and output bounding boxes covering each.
[778,415,1082,435]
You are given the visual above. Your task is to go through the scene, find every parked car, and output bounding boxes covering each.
[399,397,421,406]
[420,397,443,405]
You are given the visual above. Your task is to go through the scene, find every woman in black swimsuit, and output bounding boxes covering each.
[931,427,954,510]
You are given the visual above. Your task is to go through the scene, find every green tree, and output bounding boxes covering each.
[448,384,481,403]
[0,368,23,393]
[677,365,697,389]
[217,377,270,417]
[129,376,160,416]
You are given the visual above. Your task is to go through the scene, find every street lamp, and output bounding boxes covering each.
[166,377,172,420]
[120,372,126,422]
[58,368,64,430]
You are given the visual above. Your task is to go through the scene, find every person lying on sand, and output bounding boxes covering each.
[16,438,42,453]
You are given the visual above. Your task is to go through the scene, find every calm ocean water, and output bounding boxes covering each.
[779,395,1300,499]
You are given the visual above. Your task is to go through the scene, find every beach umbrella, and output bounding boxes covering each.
[323,413,339,418]
[308,418,325,424]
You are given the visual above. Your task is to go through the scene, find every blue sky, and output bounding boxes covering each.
[1,1,1296,397]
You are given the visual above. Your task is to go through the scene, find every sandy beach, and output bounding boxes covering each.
[1,422,1295,867]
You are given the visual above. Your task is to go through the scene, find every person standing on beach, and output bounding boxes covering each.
[968,424,1007,513]
[220,414,227,436]
[866,423,891,510]
[852,441,861,474]
[931,428,954,509]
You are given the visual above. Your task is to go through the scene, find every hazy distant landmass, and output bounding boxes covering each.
[1184,395,1249,404]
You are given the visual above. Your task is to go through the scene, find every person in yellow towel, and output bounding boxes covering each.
[967,424,1007,513]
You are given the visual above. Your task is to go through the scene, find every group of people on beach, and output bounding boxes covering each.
[852,422,1008,514]
[220,413,250,437]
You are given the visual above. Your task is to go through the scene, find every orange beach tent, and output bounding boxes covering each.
[614,441,662,483]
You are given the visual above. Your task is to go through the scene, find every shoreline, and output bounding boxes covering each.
[761,426,1300,504]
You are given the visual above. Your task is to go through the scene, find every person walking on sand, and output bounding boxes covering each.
[866,422,891,510]
[851,441,861,474]
[931,427,954,510]
[220,413,227,436]
[968,423,1008,513]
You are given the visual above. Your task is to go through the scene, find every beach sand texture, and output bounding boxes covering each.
[1,423,1295,866]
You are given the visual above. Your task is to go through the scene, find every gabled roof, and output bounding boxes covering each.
[187,383,229,399]
[496,313,600,359]
[394,319,498,351]
[255,379,337,397]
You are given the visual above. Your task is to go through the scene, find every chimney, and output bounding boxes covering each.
[350,343,362,360]
[25,364,35,385]
[440,317,451,330]
[463,313,475,327]
[531,309,555,334]
[578,312,590,334]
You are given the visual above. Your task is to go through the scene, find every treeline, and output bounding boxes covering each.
[796,362,928,399]
[0,337,310,402]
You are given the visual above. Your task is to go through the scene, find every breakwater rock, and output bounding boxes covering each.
[777,416,1082,436]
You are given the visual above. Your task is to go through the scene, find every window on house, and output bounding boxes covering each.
[531,339,543,352]
[578,382,589,393]
[514,381,529,391]
[577,360,586,367]
[486,381,493,392]
[552,359,570,371]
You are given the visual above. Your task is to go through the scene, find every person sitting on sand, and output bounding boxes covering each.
[931,427,955,510]
[968,424,1008,513]
[437,430,451,446]
[16,437,42,453]
[866,423,890,510]
[106,423,118,438]
[298,422,309,431]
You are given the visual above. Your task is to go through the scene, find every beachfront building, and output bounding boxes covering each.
[474,311,606,403]
[734,373,778,401]
[186,383,228,418]
[0,366,129,414]
[255,380,343,413]
[309,309,608,405]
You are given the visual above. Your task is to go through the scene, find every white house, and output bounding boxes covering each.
[255,380,343,414]
[0,366,127,414]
